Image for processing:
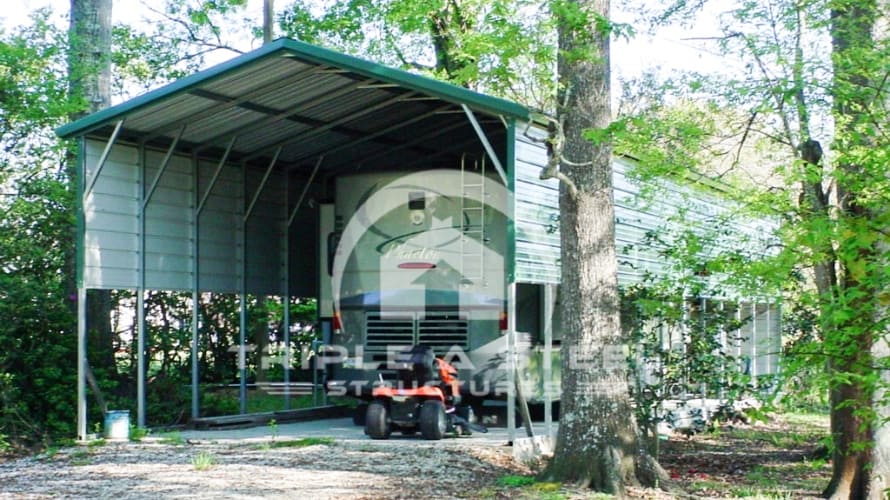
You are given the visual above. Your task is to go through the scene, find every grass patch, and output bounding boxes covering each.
[527,482,567,500]
[69,449,92,466]
[158,432,186,446]
[255,437,335,450]
[688,478,731,495]
[664,411,831,498]
[191,451,216,471]
[781,412,829,431]
[497,474,536,488]
[129,426,150,442]
[494,475,571,499]
[264,437,334,449]
[729,486,794,499]
[87,438,106,448]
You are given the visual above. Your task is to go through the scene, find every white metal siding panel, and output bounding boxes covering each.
[197,160,242,293]
[514,122,560,284]
[82,140,140,289]
[244,170,286,295]
[512,128,777,299]
[144,151,194,291]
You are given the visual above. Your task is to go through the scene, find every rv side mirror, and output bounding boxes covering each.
[327,231,340,276]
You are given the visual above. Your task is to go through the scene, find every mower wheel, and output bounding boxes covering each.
[419,400,447,440]
[365,401,391,439]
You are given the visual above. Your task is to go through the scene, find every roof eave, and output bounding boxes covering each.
[56,38,530,140]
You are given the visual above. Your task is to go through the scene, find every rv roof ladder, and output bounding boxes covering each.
[460,154,486,285]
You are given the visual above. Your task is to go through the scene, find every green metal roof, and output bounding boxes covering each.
[56,37,529,140]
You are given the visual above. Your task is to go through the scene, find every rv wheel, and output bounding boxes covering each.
[365,401,391,439]
[419,400,447,440]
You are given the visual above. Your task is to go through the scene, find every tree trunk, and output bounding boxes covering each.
[68,0,115,402]
[868,331,890,498]
[263,0,274,44]
[429,1,473,85]
[867,6,890,497]
[254,296,269,384]
[68,0,112,115]
[823,1,889,497]
[542,0,663,493]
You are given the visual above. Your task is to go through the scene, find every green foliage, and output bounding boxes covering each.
[495,475,567,500]
[267,418,278,440]
[619,186,780,439]
[200,389,241,417]
[258,437,334,449]
[109,0,254,100]
[191,451,217,471]
[622,2,890,488]
[497,474,537,487]
[278,0,556,107]
[87,438,106,448]
[159,431,186,446]
[69,448,92,466]
[129,426,150,442]
[0,9,82,448]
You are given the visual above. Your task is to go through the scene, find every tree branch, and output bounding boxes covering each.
[523,114,581,199]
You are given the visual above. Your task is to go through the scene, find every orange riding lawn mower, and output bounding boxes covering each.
[364,345,488,440]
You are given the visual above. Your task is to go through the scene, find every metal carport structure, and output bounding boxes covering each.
[57,38,560,441]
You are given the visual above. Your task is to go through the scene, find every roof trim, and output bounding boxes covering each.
[56,38,530,139]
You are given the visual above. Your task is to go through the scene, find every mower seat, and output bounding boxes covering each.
[394,345,438,386]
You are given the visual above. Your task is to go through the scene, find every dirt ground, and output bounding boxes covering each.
[0,413,830,499]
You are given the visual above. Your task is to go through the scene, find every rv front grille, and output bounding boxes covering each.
[364,311,469,354]
[418,312,469,351]
[365,313,415,353]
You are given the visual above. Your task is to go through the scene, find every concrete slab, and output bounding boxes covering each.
[177,417,558,448]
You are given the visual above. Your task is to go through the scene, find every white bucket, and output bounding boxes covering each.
[104,410,130,440]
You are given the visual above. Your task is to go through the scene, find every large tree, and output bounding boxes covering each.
[68,0,114,434]
[540,0,662,493]
[823,0,889,496]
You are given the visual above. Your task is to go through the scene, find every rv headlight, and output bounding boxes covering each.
[408,191,426,226]
[410,209,425,225]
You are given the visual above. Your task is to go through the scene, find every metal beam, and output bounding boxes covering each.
[143,124,186,209]
[197,136,237,215]
[543,284,554,438]
[462,105,507,185]
[283,171,291,410]
[136,290,146,427]
[393,136,486,172]
[77,286,87,440]
[324,119,469,175]
[239,162,248,415]
[240,92,417,163]
[244,147,282,222]
[191,153,200,420]
[288,156,323,226]
[287,106,453,165]
[506,282,517,444]
[136,143,147,428]
[84,119,124,198]
[142,65,319,144]
[197,78,378,149]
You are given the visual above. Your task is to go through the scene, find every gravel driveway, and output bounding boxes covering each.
[0,418,533,499]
